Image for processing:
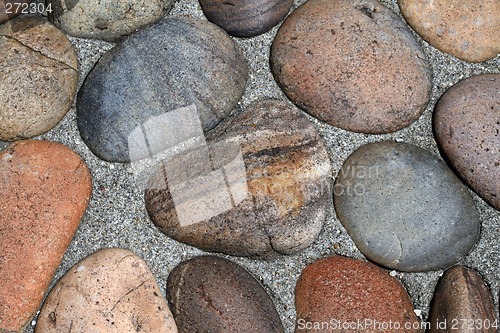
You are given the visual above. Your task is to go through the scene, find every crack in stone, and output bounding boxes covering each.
[0,34,77,72]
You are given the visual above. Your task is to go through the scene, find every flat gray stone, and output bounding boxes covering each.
[77,16,248,162]
[333,141,480,272]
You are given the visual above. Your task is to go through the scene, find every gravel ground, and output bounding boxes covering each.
[8,0,498,331]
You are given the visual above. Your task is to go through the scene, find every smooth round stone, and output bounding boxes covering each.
[35,248,178,333]
[199,0,293,37]
[398,0,500,63]
[145,100,332,258]
[0,0,30,24]
[0,140,91,333]
[77,16,248,163]
[333,141,480,272]
[49,0,176,42]
[428,266,497,333]
[295,256,421,333]
[0,18,78,141]
[167,255,284,333]
[271,0,432,134]
[434,74,500,210]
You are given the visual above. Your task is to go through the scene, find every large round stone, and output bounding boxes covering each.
[0,18,78,141]
[199,0,293,37]
[0,140,91,332]
[270,0,432,134]
[398,0,500,62]
[77,16,248,163]
[333,141,480,272]
[167,255,284,333]
[49,0,177,42]
[295,256,421,333]
[434,74,500,210]
[145,100,332,258]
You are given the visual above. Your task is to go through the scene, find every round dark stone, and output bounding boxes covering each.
[434,74,500,210]
[271,0,432,134]
[77,16,248,162]
[167,255,284,333]
[199,0,294,37]
[333,141,480,272]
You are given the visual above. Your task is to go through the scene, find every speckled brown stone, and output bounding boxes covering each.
[271,0,432,134]
[35,248,178,333]
[199,0,294,37]
[295,256,421,333]
[429,266,497,333]
[0,18,78,141]
[434,74,499,210]
[0,0,31,24]
[167,255,284,333]
[398,0,500,63]
[0,140,91,333]
[145,100,332,258]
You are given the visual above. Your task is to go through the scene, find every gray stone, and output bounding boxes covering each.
[167,255,284,333]
[77,16,248,163]
[49,0,177,42]
[333,141,480,272]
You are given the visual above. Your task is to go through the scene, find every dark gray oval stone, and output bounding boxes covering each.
[333,141,480,272]
[167,255,284,333]
[77,16,248,162]
[145,100,332,258]
[429,266,497,333]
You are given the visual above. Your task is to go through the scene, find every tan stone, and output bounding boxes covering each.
[35,248,178,333]
[0,18,78,141]
[399,0,500,62]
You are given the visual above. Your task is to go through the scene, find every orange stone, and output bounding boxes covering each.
[0,140,92,332]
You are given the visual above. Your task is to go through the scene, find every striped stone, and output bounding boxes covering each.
[145,100,332,258]
[199,0,294,37]
[77,16,248,162]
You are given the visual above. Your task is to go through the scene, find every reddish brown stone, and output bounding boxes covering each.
[271,0,432,134]
[434,74,500,210]
[295,256,421,333]
[0,140,92,332]
[429,266,497,333]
